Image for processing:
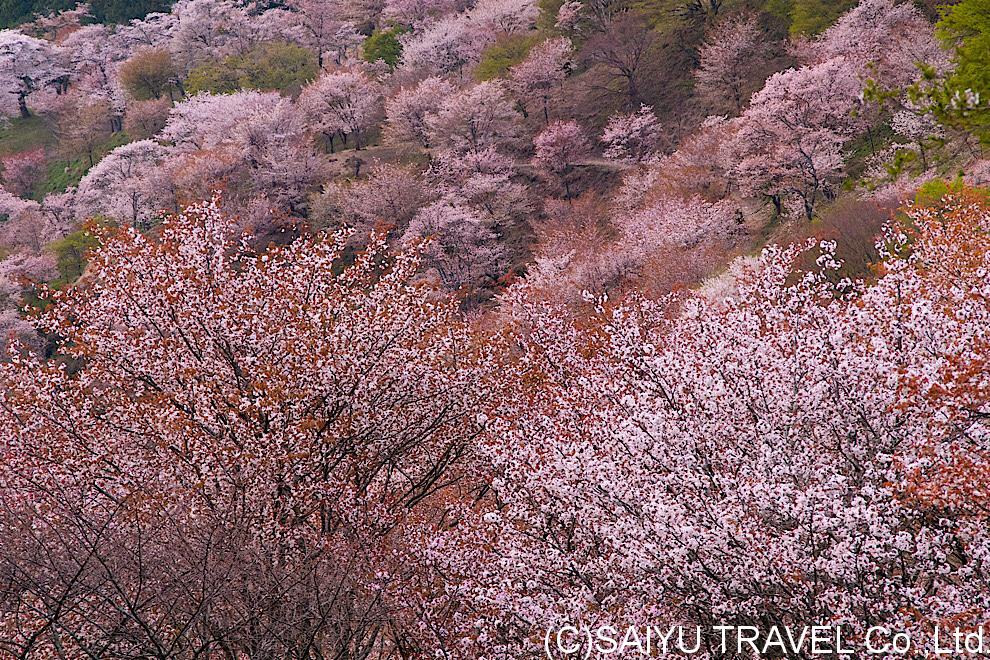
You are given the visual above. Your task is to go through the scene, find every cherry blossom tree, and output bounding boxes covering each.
[57,97,113,168]
[0,309,41,357]
[123,97,171,139]
[0,30,66,119]
[468,0,538,35]
[398,14,480,75]
[0,188,70,252]
[890,101,945,170]
[0,250,56,309]
[410,191,990,656]
[162,91,275,150]
[59,23,118,79]
[654,114,740,199]
[113,9,178,52]
[545,190,739,297]
[600,104,664,162]
[162,91,324,216]
[618,192,738,262]
[384,76,455,148]
[509,37,572,124]
[59,25,130,127]
[554,0,584,34]
[22,3,91,41]
[382,0,465,25]
[299,69,384,150]
[0,148,45,197]
[313,162,426,243]
[428,147,532,227]
[286,0,359,67]
[0,0,980,653]
[75,139,173,227]
[169,0,268,72]
[581,12,655,104]
[730,57,863,219]
[809,0,947,89]
[232,98,327,214]
[402,198,505,291]
[0,197,494,658]
[532,120,591,198]
[398,0,534,75]
[892,193,990,527]
[425,80,522,154]
[37,189,77,232]
[695,15,767,114]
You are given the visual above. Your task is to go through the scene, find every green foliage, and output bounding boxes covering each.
[762,0,794,28]
[33,131,129,199]
[787,0,855,35]
[537,0,565,32]
[120,49,179,101]
[0,0,74,28]
[914,178,952,207]
[88,0,174,24]
[0,0,172,26]
[627,0,691,31]
[911,177,990,208]
[0,0,175,29]
[185,62,240,95]
[0,115,53,157]
[229,42,317,93]
[186,42,318,95]
[475,34,539,81]
[362,27,406,69]
[0,0,33,26]
[934,0,990,141]
[882,147,922,182]
[48,226,100,286]
[911,176,983,207]
[841,123,894,182]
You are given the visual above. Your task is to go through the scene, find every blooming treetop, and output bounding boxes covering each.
[409,191,990,656]
[0,197,497,657]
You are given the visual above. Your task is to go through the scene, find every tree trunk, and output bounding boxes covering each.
[171,79,185,103]
[17,92,29,119]
[627,75,639,104]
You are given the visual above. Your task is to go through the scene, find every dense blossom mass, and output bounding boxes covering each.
[0,0,988,656]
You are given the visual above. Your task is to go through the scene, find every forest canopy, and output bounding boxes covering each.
[0,0,988,656]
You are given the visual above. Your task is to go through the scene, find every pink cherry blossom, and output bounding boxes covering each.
[384,76,456,147]
[509,37,572,124]
[425,80,522,154]
[729,57,863,219]
[695,15,767,113]
[0,30,67,118]
[299,69,384,150]
[600,104,664,163]
[532,120,591,197]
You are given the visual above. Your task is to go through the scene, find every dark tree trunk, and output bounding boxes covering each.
[17,93,29,119]
[626,75,639,104]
